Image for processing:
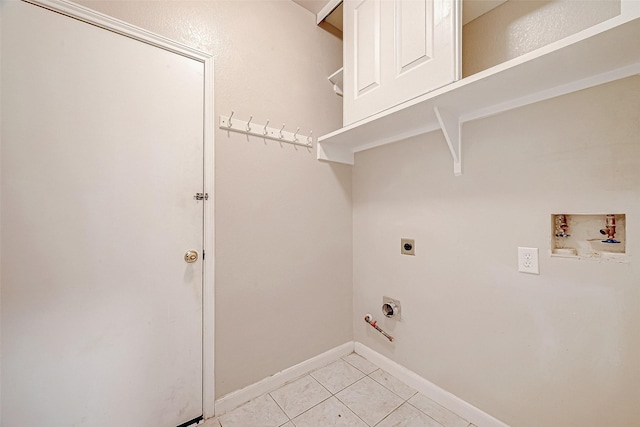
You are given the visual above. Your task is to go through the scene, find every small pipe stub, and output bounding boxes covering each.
[364,313,394,342]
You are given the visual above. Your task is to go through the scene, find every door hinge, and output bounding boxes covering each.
[194,192,209,201]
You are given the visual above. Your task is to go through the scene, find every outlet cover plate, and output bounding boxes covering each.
[518,247,539,274]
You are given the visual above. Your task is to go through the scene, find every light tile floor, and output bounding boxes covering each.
[198,353,477,427]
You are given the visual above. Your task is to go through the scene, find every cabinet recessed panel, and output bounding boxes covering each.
[354,0,381,97]
[396,0,433,75]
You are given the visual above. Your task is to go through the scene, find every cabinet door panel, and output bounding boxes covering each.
[355,0,381,95]
[344,0,461,126]
[397,0,432,74]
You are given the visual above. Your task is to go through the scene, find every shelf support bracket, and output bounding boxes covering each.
[434,106,462,176]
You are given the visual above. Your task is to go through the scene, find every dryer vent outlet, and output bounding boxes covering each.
[382,296,401,320]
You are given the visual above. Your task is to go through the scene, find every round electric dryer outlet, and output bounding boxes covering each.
[401,238,415,255]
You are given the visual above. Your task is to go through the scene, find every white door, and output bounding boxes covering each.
[2,2,205,426]
[344,0,461,125]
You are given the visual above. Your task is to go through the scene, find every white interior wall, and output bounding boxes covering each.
[0,1,3,409]
[353,76,640,427]
[462,0,620,77]
[3,1,636,424]
[73,0,351,399]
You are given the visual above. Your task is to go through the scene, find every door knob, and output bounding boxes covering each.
[184,250,199,264]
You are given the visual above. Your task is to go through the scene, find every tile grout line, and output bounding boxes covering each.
[342,355,412,427]
[405,392,472,427]
[333,356,372,426]
[277,353,371,424]
[216,353,473,427]
[360,361,446,427]
[287,392,333,424]
[331,387,374,427]
[345,358,395,426]
[405,399,448,427]
[366,373,412,427]
[284,370,371,427]
[266,391,291,425]
[283,373,353,426]
[319,356,373,427]
[358,356,469,427]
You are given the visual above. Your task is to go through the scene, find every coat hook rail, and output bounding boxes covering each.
[219,114,313,148]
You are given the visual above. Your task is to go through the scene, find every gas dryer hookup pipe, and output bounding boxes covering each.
[364,314,394,342]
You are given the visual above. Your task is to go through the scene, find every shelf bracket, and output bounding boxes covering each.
[434,106,462,176]
[328,67,344,97]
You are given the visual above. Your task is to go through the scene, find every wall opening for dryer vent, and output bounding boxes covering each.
[551,213,626,261]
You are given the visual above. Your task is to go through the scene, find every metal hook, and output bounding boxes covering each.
[279,123,285,139]
[228,111,234,128]
[293,127,300,142]
[307,131,313,145]
[246,115,252,132]
[263,120,269,136]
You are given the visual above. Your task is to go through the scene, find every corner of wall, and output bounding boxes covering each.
[354,342,509,427]
[214,341,354,417]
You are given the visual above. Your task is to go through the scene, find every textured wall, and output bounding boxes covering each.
[75,0,351,399]
[353,76,640,426]
[0,1,3,412]
[462,0,620,77]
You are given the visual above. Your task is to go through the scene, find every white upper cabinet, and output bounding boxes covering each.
[344,0,461,125]
[319,0,640,174]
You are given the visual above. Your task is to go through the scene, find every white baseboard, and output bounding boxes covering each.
[214,341,354,416]
[354,342,510,427]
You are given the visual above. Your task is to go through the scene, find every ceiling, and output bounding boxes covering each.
[291,0,509,29]
[292,0,343,31]
[291,0,330,15]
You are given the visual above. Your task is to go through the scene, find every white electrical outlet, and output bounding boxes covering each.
[518,247,539,274]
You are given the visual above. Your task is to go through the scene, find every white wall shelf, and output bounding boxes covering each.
[317,12,640,175]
